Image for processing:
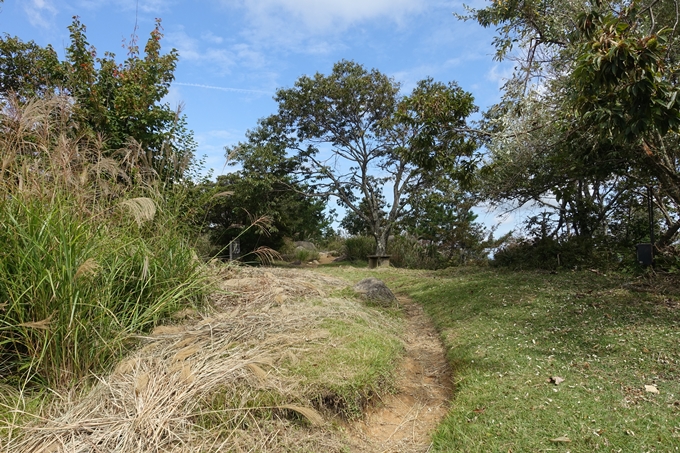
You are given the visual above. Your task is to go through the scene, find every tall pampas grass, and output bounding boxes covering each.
[0,95,211,390]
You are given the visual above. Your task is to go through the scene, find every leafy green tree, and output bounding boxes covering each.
[201,141,330,258]
[0,36,64,99]
[232,60,478,255]
[568,3,680,203]
[339,198,376,236]
[0,17,195,183]
[466,0,680,251]
[402,177,491,264]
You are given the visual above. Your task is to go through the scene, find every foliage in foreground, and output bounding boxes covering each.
[0,96,209,390]
[321,266,680,452]
[467,0,680,258]
[0,16,196,183]
[2,268,403,453]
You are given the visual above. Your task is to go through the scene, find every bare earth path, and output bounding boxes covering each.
[346,295,453,452]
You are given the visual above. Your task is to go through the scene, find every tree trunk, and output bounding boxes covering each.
[375,233,388,255]
[657,219,680,249]
[643,143,680,209]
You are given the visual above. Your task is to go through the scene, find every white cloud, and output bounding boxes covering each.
[218,0,423,53]
[162,85,184,110]
[201,31,224,44]
[486,63,514,90]
[167,28,272,76]
[23,0,58,29]
[78,0,171,13]
[166,29,235,73]
[232,43,265,68]
[227,0,422,31]
[174,82,270,96]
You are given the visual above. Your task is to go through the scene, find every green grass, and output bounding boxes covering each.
[318,265,680,452]
[290,316,403,419]
[0,194,211,390]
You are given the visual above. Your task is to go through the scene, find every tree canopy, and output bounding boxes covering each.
[0,16,195,183]
[466,0,680,260]
[230,60,479,255]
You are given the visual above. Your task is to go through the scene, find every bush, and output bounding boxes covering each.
[343,236,375,261]
[317,233,345,257]
[388,235,444,269]
[0,96,211,389]
[278,239,320,262]
[491,235,622,270]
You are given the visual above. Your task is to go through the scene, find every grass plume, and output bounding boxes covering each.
[0,95,211,390]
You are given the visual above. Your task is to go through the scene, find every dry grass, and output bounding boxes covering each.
[211,265,348,307]
[3,266,403,453]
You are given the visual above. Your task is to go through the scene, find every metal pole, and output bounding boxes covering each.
[648,186,654,246]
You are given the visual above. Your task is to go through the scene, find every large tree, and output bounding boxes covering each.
[0,17,195,183]
[231,60,478,255]
[466,0,680,249]
[199,142,330,257]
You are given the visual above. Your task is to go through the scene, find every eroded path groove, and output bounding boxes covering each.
[347,296,452,452]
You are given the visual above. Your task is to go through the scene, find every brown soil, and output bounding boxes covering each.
[316,252,338,265]
[345,296,452,452]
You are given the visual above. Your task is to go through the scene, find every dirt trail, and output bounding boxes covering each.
[347,296,452,452]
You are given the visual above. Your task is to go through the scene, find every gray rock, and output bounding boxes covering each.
[294,241,316,251]
[353,278,398,307]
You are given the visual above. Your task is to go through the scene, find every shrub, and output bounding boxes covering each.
[294,248,320,262]
[387,235,444,269]
[343,236,375,261]
[491,235,622,270]
[0,96,211,389]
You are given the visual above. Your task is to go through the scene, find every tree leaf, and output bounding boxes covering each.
[549,376,565,385]
[550,436,571,443]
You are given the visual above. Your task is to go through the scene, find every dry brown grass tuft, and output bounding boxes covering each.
[212,266,347,308]
[5,266,399,453]
[0,95,129,206]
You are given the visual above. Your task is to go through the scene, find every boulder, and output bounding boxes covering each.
[294,241,316,251]
[353,278,398,307]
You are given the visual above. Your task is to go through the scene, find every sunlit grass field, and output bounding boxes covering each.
[321,265,680,452]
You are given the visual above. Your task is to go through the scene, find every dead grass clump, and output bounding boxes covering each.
[5,266,403,452]
[211,265,349,307]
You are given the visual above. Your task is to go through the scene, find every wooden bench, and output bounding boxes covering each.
[367,255,391,269]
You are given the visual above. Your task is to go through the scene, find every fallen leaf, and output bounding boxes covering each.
[279,405,324,426]
[473,407,486,413]
[549,376,565,385]
[644,384,659,394]
[550,436,571,443]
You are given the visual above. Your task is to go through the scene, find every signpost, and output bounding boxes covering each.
[229,239,241,261]
[636,186,655,267]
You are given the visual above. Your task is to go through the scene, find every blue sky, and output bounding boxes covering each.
[3,0,522,234]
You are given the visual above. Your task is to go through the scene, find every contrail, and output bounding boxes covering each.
[174,82,271,95]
